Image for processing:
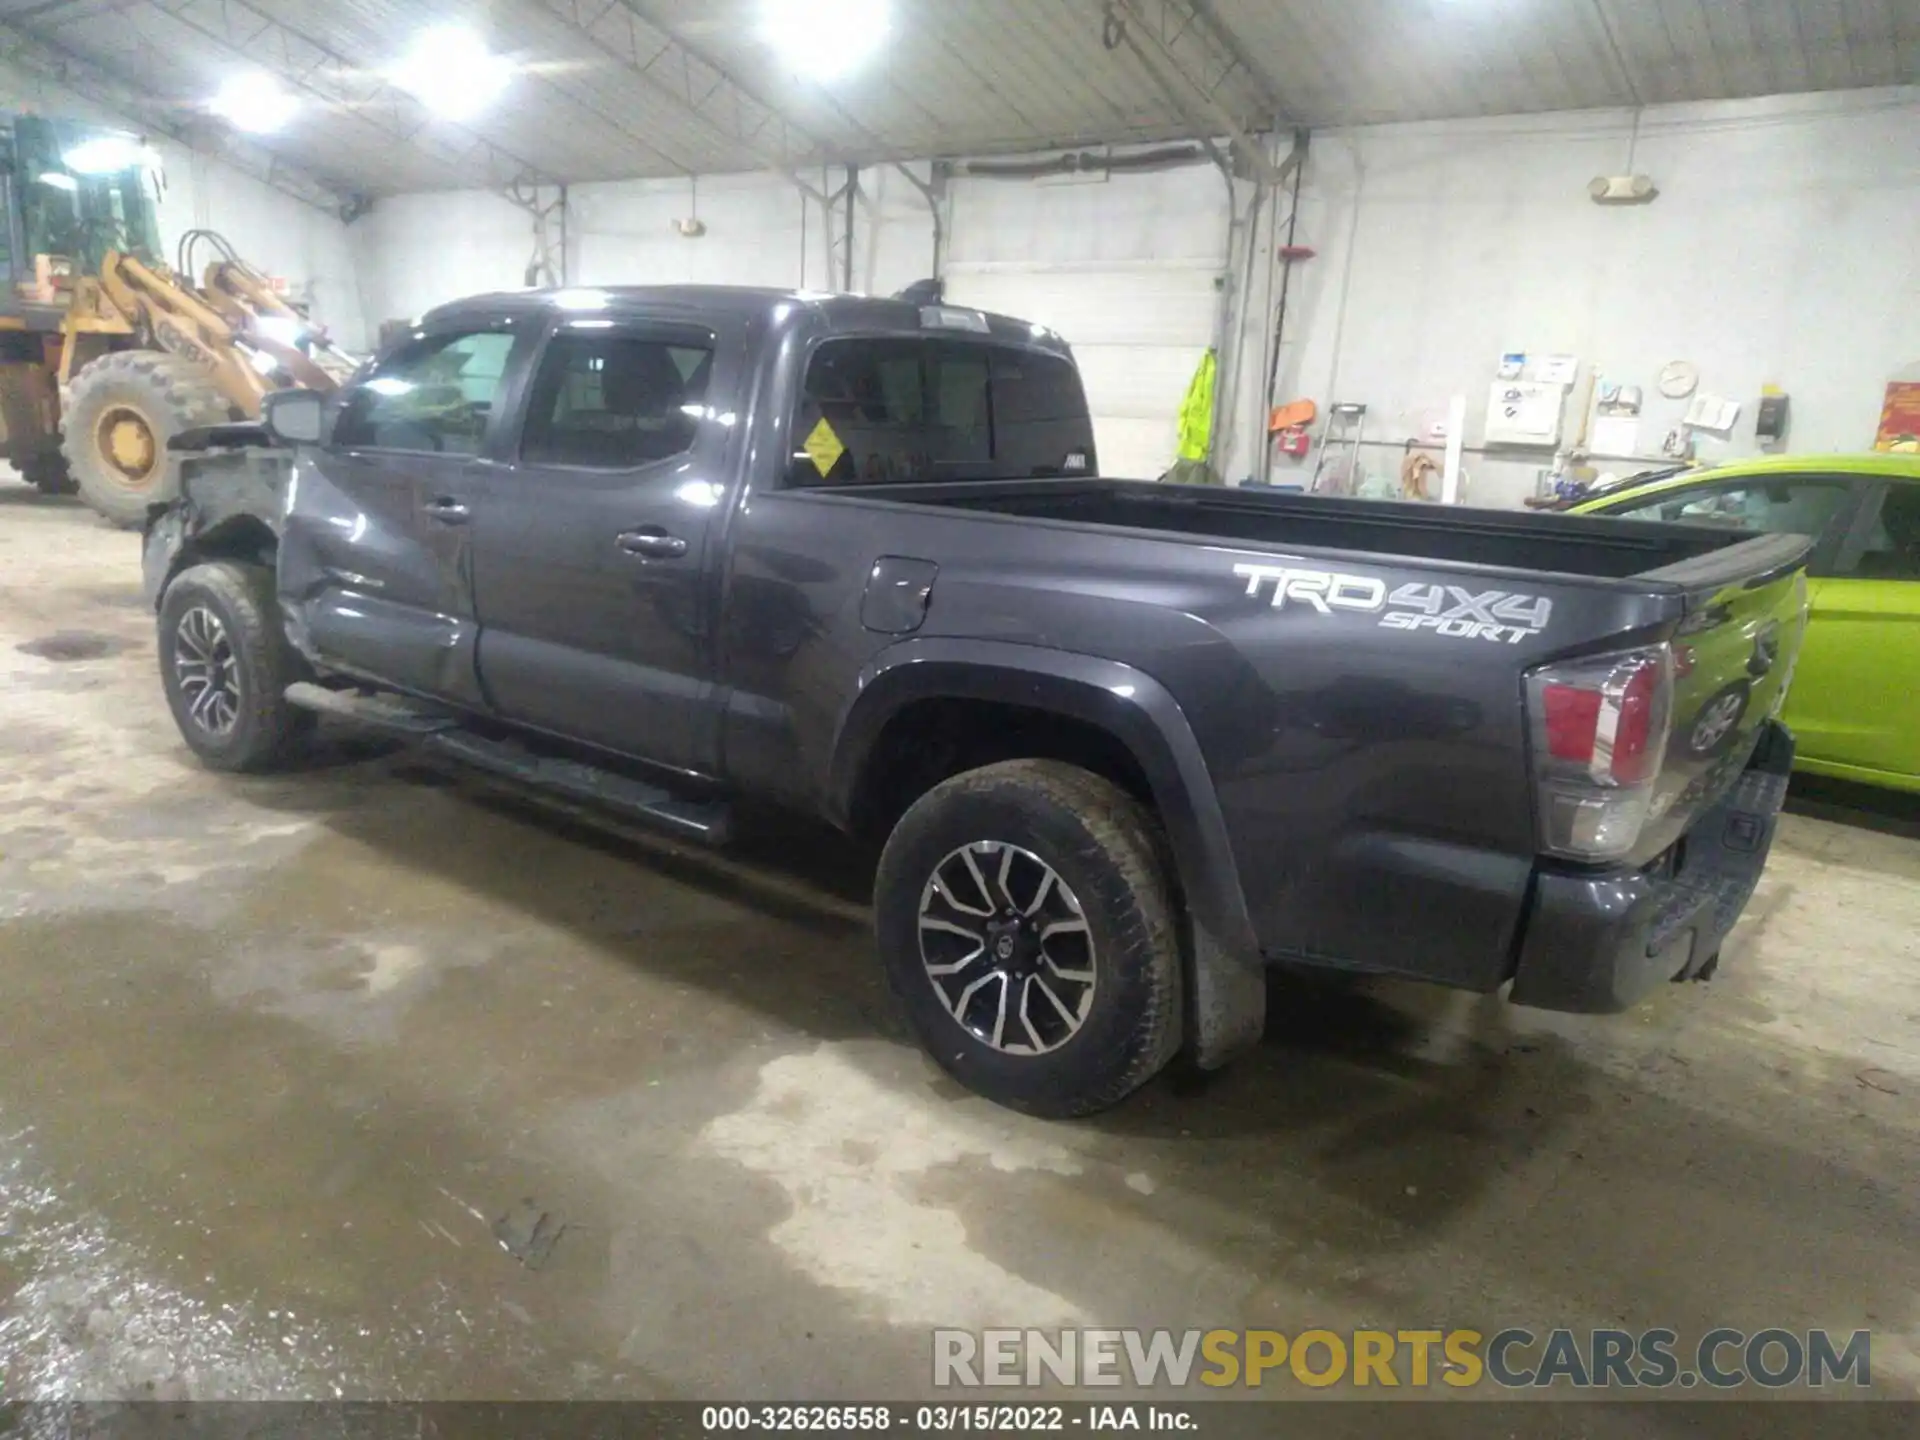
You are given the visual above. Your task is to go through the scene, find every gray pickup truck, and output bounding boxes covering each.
[144,284,1810,1116]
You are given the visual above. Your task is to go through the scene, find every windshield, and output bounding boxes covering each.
[1572,463,1694,507]
[9,116,164,276]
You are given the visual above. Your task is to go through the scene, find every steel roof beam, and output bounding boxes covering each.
[1102,0,1288,184]
[0,19,366,219]
[145,0,558,191]
[537,0,831,172]
[1180,0,1292,121]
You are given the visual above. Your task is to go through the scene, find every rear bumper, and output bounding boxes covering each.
[1508,720,1794,1013]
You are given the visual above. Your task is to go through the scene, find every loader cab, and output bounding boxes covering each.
[0,115,163,300]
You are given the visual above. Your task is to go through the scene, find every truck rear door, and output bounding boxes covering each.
[466,312,735,773]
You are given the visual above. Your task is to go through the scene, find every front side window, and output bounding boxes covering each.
[521,330,713,469]
[1606,478,1852,543]
[786,337,1092,488]
[1846,484,1920,581]
[333,330,517,455]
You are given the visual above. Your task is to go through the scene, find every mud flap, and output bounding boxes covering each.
[1189,925,1266,1069]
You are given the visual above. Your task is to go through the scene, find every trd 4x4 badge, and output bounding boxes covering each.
[1233,564,1554,645]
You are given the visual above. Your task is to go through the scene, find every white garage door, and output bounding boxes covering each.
[941,259,1219,483]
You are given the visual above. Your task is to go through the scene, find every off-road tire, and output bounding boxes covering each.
[22,454,76,495]
[874,760,1183,1118]
[157,561,313,773]
[63,351,231,526]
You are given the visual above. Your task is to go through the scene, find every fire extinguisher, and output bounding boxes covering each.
[1268,399,1316,461]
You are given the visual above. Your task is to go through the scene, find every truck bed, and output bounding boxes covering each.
[856,477,1747,582]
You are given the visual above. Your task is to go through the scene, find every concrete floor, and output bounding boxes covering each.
[1,484,1917,1406]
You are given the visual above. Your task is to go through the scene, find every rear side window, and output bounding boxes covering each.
[786,337,1092,488]
[521,330,713,469]
[334,330,516,455]
[1606,478,1851,541]
[1848,484,1920,580]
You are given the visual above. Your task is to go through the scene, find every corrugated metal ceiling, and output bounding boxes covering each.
[0,0,1912,211]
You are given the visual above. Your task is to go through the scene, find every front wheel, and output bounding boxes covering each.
[157,561,313,772]
[874,760,1183,1118]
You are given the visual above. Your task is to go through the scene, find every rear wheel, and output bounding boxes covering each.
[874,760,1183,1117]
[157,561,313,772]
[63,351,231,525]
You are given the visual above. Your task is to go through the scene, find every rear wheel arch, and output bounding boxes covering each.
[831,643,1266,1068]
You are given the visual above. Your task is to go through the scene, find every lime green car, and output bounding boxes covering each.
[1572,453,1920,793]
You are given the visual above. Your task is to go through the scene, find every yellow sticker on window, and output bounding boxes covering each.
[803,416,846,479]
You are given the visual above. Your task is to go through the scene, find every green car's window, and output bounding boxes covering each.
[1848,485,1920,581]
[1607,479,1851,542]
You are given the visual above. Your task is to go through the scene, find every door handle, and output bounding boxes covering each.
[617,528,689,559]
[423,496,471,524]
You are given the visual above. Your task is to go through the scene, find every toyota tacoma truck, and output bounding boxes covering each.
[144,285,1811,1117]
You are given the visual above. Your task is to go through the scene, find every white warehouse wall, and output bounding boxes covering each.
[0,58,364,351]
[351,165,936,335]
[351,86,1917,504]
[1271,86,1920,507]
[941,160,1232,483]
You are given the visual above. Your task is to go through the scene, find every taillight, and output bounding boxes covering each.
[1525,644,1674,862]
[1542,685,1602,763]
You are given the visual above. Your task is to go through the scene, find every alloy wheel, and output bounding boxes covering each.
[173,605,241,736]
[917,840,1096,1055]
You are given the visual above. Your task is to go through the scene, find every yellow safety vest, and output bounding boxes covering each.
[1176,349,1216,463]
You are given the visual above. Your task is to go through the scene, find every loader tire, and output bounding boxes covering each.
[63,352,233,526]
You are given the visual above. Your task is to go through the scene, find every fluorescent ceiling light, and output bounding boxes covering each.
[210,72,299,134]
[62,135,156,175]
[390,26,512,121]
[36,171,78,192]
[759,0,888,82]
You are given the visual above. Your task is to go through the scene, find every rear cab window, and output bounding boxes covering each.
[785,335,1093,488]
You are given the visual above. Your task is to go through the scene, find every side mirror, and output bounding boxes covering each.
[262,387,325,447]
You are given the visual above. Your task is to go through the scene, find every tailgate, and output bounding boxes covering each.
[1636,533,1810,860]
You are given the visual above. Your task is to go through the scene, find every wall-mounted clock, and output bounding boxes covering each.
[1658,360,1700,400]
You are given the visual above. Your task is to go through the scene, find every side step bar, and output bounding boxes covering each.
[284,683,732,846]
[285,682,455,735]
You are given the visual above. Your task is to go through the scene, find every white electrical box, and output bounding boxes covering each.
[1485,380,1563,447]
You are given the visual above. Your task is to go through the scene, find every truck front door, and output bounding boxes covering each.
[279,323,526,707]
[467,316,730,774]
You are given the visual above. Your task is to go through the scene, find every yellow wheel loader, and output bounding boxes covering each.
[0,116,358,524]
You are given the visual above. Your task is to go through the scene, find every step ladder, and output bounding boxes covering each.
[1310,403,1368,496]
